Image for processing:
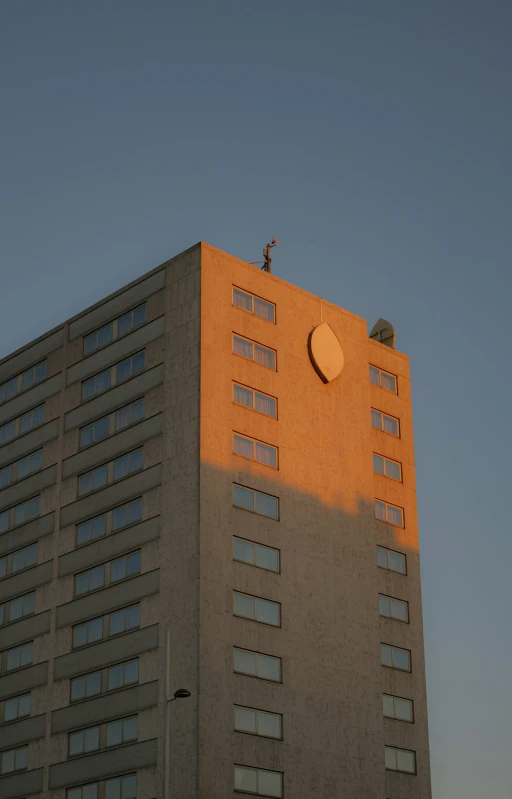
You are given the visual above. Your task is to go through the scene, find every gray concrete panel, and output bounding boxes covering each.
[62,414,162,478]
[0,611,51,650]
[60,464,162,527]
[0,513,54,557]
[0,561,53,603]
[51,681,158,733]
[64,364,164,432]
[58,517,160,577]
[0,767,43,798]
[0,465,57,513]
[56,570,160,628]
[53,625,159,679]
[0,329,64,383]
[69,271,165,340]
[0,713,45,749]
[0,420,59,469]
[0,374,62,426]
[0,662,48,701]
[66,316,165,386]
[49,738,157,788]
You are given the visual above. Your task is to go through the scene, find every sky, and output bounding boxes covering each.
[1,2,511,795]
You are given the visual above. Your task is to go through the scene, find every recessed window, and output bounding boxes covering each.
[78,464,108,495]
[379,594,409,623]
[233,334,276,370]
[112,498,142,531]
[371,408,399,437]
[369,365,397,393]
[385,745,416,774]
[373,453,401,481]
[111,552,141,583]
[233,433,278,469]
[106,716,138,747]
[233,537,280,573]
[113,449,143,481]
[78,449,143,496]
[381,643,411,672]
[0,745,28,774]
[84,323,113,356]
[80,416,110,448]
[234,765,283,797]
[383,693,413,722]
[107,659,139,692]
[233,287,275,323]
[118,305,147,337]
[76,499,142,547]
[82,352,146,401]
[109,605,140,636]
[3,592,36,624]
[0,449,43,489]
[11,543,38,575]
[234,705,282,739]
[1,363,47,405]
[4,693,31,722]
[77,514,107,545]
[19,405,45,435]
[69,725,100,756]
[116,352,145,385]
[0,557,6,579]
[67,783,99,799]
[105,774,137,799]
[233,592,280,627]
[0,419,15,445]
[0,377,17,404]
[377,545,406,575]
[14,496,40,526]
[233,484,279,520]
[82,369,111,401]
[71,671,102,702]
[73,617,103,648]
[115,399,144,430]
[84,304,146,356]
[233,382,277,418]
[234,648,281,682]
[6,642,33,671]
[75,565,105,596]
[375,499,404,527]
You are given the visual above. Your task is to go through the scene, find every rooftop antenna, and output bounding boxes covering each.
[250,238,278,273]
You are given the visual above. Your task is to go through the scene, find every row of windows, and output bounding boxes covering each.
[78,449,143,496]
[0,449,43,489]
[0,745,27,774]
[0,405,45,446]
[72,604,140,649]
[0,496,40,534]
[71,659,139,702]
[68,715,138,757]
[0,361,47,406]
[1,641,33,673]
[67,774,136,799]
[75,551,141,596]
[77,499,142,545]
[0,591,35,626]
[0,542,38,580]
[84,304,147,356]
[82,351,145,401]
[2,691,31,722]
[80,399,144,448]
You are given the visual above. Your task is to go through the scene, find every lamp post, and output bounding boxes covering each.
[162,630,191,799]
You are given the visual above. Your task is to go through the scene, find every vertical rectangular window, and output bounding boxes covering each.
[82,370,111,400]
[19,406,45,435]
[75,565,105,596]
[109,605,140,636]
[80,416,110,448]
[79,465,108,495]
[0,420,16,444]
[110,551,141,583]
[373,453,401,481]
[113,449,143,481]
[8,592,36,621]
[21,362,47,392]
[118,304,146,337]
[115,399,144,431]
[69,726,100,756]
[116,352,145,384]
[0,378,17,404]
[84,323,113,355]
[382,693,414,722]
[375,500,404,527]
[377,546,406,575]
[107,659,139,691]
[73,618,103,648]
[233,537,280,573]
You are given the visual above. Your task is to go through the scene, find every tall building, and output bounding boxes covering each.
[0,242,431,799]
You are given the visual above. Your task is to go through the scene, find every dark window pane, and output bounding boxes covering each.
[116,359,131,383]
[98,324,113,348]
[117,312,133,337]
[126,606,140,629]
[233,485,254,512]
[108,664,123,691]
[132,352,145,374]
[130,449,143,472]
[255,492,278,519]
[124,660,139,684]
[133,305,146,327]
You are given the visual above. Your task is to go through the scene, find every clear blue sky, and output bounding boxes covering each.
[1,2,511,796]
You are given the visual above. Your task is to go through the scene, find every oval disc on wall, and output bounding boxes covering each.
[308,322,344,383]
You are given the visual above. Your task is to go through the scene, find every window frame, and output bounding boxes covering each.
[232,286,276,324]
[234,764,283,798]
[377,545,407,575]
[70,659,140,703]
[233,432,278,469]
[371,408,400,438]
[75,499,143,548]
[382,693,414,723]
[378,593,409,623]
[369,364,398,394]
[0,405,45,445]
[4,641,34,673]
[78,448,144,497]
[83,303,147,356]
[232,333,277,371]
[234,704,283,740]
[1,591,36,626]
[372,453,402,482]
[0,744,28,774]
[233,483,279,521]
[233,591,281,628]
[384,745,417,774]
[375,499,405,528]
[233,536,280,574]
[81,351,146,402]
[3,692,31,722]
[71,605,141,650]
[233,647,282,683]
[0,449,43,490]
[0,361,47,406]
[232,381,278,419]
[380,642,412,672]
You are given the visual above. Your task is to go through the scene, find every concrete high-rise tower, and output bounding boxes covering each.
[0,243,431,799]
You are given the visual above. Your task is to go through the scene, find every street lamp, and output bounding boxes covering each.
[162,631,192,799]
[170,689,191,701]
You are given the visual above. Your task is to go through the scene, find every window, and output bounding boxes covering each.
[112,499,142,531]
[233,484,279,520]
[381,643,411,672]
[384,746,416,774]
[75,565,105,596]
[71,671,102,702]
[0,557,6,579]
[233,334,276,370]
[377,546,406,575]
[116,352,145,384]
[373,453,401,481]
[4,592,36,623]
[19,405,45,435]
[233,433,278,468]
[105,774,137,799]
[233,592,280,627]
[79,464,108,495]
[0,419,15,444]
[234,648,281,682]
[6,642,33,671]
[0,377,17,404]
[4,693,31,722]
[110,552,141,583]
[234,765,283,797]
[107,659,139,691]
[0,745,28,774]
[375,500,404,527]
[69,725,100,756]
[73,617,103,648]
[234,537,280,573]
[21,362,47,391]
[369,365,397,393]
[82,369,111,401]
[118,305,146,337]
[77,514,107,545]
[115,399,144,431]
[233,287,275,322]
[382,693,413,722]
[109,605,140,636]
[13,497,40,526]
[0,511,8,533]
[68,784,99,799]
[84,324,113,356]
[106,716,138,747]
[0,449,43,489]
[80,416,110,448]
[233,382,277,418]
[234,706,282,739]
[371,408,399,437]
[379,594,409,622]
[113,449,143,480]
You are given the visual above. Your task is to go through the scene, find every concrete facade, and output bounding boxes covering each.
[0,242,431,799]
